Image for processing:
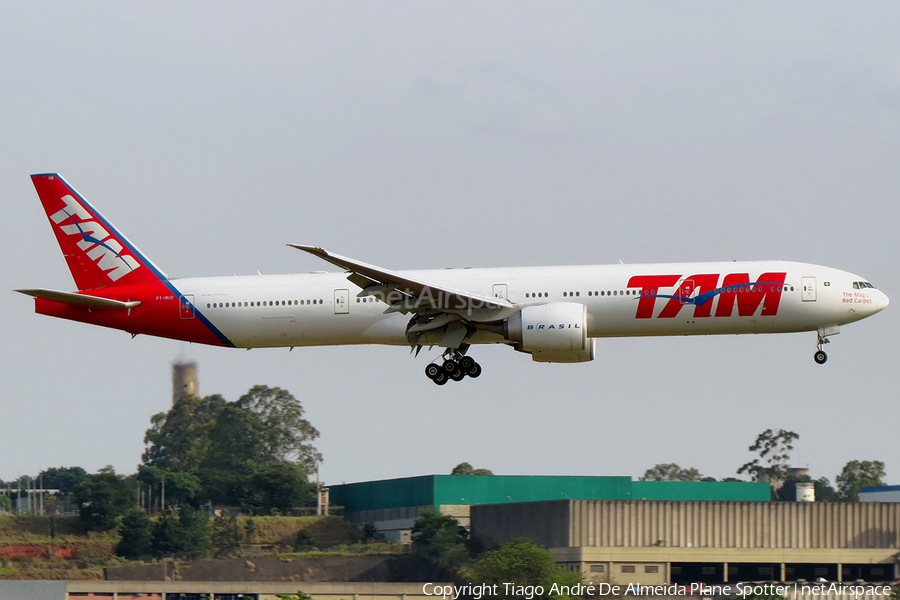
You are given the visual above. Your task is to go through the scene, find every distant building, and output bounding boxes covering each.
[172,361,198,404]
[860,485,900,502]
[472,499,900,584]
[329,475,769,541]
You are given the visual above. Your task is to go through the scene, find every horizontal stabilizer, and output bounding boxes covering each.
[15,288,141,310]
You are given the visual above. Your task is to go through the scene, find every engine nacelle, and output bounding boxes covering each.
[505,302,594,363]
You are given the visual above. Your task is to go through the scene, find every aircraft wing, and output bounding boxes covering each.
[287,245,514,317]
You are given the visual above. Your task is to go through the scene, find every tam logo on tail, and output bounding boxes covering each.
[49,194,141,282]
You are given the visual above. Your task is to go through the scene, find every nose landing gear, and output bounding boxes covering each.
[425,350,482,385]
[813,329,833,364]
[814,348,828,364]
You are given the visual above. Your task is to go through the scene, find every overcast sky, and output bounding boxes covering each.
[2,2,898,488]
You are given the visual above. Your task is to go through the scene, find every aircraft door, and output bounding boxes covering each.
[801,277,817,302]
[179,295,195,319]
[334,289,350,314]
[492,284,508,300]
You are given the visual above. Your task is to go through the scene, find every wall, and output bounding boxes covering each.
[472,499,900,550]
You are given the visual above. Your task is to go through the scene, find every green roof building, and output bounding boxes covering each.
[329,475,769,541]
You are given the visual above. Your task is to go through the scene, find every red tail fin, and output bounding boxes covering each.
[31,174,166,291]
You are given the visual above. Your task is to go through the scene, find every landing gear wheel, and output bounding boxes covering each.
[459,356,475,371]
[467,363,482,378]
[432,371,448,385]
[425,363,442,380]
[450,369,466,382]
[442,359,458,374]
[814,350,827,365]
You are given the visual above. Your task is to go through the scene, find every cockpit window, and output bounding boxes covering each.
[865,282,876,289]
[853,282,860,289]
[853,281,876,290]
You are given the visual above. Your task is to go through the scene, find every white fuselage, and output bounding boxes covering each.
[173,260,888,349]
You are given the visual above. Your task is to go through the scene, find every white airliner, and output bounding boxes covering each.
[18,174,889,384]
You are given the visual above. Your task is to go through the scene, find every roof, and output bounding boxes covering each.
[329,475,770,513]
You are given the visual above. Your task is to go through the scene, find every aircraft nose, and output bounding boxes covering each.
[877,290,890,313]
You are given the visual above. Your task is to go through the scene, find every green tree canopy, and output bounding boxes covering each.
[411,508,475,571]
[143,386,320,475]
[36,466,88,497]
[210,510,242,558]
[737,428,799,485]
[239,462,315,515]
[137,466,202,509]
[451,462,494,476]
[464,539,582,600]
[116,508,152,560]
[143,394,226,472]
[640,463,704,482]
[236,385,322,470]
[835,460,886,502]
[202,404,271,474]
[151,506,210,560]
[72,471,133,531]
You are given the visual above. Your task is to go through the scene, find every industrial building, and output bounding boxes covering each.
[471,499,900,585]
[861,485,900,503]
[329,475,769,541]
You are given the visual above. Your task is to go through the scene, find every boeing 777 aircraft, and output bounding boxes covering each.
[18,174,889,385]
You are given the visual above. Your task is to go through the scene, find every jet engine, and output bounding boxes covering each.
[504,302,595,363]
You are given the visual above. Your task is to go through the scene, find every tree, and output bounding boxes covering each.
[137,466,202,509]
[202,404,271,474]
[143,394,227,472]
[411,508,474,570]
[116,508,152,559]
[236,385,322,471]
[737,429,799,487]
[37,467,88,498]
[464,539,582,600]
[210,510,242,558]
[835,460,886,502]
[238,462,315,515]
[640,463,704,482]
[197,468,245,506]
[151,506,210,559]
[72,472,133,531]
[294,529,317,551]
[143,386,321,475]
[451,462,494,476]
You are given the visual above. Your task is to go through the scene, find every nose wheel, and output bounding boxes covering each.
[425,350,482,385]
[814,333,829,365]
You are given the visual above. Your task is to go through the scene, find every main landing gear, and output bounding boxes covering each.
[814,333,829,365]
[425,350,482,385]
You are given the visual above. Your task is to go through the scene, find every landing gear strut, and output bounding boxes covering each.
[814,334,829,365]
[425,349,482,385]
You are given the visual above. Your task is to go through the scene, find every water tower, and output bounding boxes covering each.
[172,361,198,404]
[796,482,815,502]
